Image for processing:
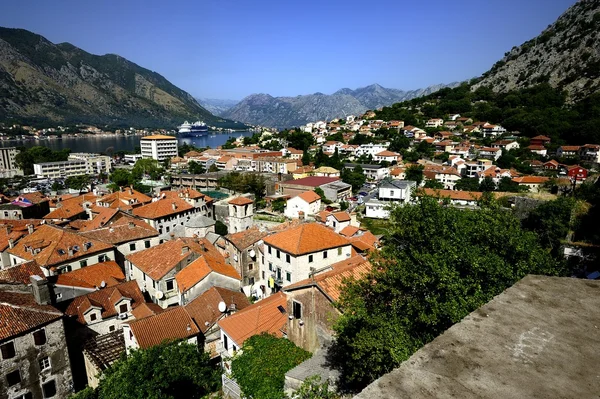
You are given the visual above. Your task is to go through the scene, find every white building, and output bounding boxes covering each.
[33,160,88,178]
[124,154,144,164]
[0,147,22,178]
[425,118,444,128]
[68,153,111,175]
[355,143,390,157]
[227,197,254,234]
[140,135,178,161]
[284,191,321,219]
[261,223,352,291]
[365,180,416,219]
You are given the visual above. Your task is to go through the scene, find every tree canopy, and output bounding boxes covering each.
[14,146,71,175]
[331,197,567,391]
[70,341,220,399]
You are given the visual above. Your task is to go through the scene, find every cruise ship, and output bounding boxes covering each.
[177,121,209,136]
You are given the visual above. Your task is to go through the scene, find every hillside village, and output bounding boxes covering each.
[0,101,599,398]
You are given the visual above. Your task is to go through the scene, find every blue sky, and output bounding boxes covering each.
[0,0,577,100]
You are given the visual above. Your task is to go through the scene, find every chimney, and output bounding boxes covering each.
[30,275,51,305]
[27,224,34,234]
[129,221,135,229]
[181,246,189,255]
[68,247,74,257]
[5,225,12,235]
[200,243,206,252]
[8,238,14,249]
[172,202,177,211]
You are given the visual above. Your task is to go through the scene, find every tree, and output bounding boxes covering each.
[341,166,366,192]
[302,150,311,166]
[187,160,205,175]
[314,187,326,200]
[340,200,349,211]
[497,176,528,193]
[423,179,444,189]
[287,131,315,152]
[79,341,220,399]
[109,169,134,188]
[51,180,64,192]
[523,197,576,256]
[132,159,163,181]
[208,164,219,172]
[215,220,228,236]
[290,375,339,399]
[231,334,311,399]
[272,198,286,213]
[331,198,566,391]
[455,177,480,191]
[405,165,424,185]
[478,176,496,192]
[65,175,91,193]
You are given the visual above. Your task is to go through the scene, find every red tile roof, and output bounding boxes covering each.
[225,226,269,251]
[228,197,254,206]
[284,255,371,302]
[218,292,288,346]
[263,223,350,256]
[297,191,321,204]
[44,195,96,220]
[79,213,158,245]
[512,176,551,184]
[65,280,145,324]
[0,291,63,340]
[184,287,250,333]
[331,212,351,222]
[133,197,193,220]
[53,261,125,289]
[96,189,152,210]
[0,261,44,284]
[128,306,200,349]
[7,225,114,269]
[339,225,361,237]
[130,302,164,320]
[175,254,240,293]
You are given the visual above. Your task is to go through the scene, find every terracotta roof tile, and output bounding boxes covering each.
[284,255,371,302]
[96,189,152,210]
[133,197,193,220]
[331,212,351,222]
[297,191,321,204]
[128,306,200,349]
[0,261,44,284]
[339,225,361,237]
[44,195,96,220]
[130,303,165,320]
[284,176,339,187]
[228,197,253,206]
[184,287,250,333]
[53,261,125,289]
[218,292,288,346]
[175,254,240,293]
[7,225,114,269]
[65,280,145,324]
[79,213,158,244]
[512,176,551,184]
[263,223,350,256]
[0,291,63,340]
[225,226,269,251]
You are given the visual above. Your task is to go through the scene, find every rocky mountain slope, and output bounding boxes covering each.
[0,27,217,128]
[473,0,600,100]
[196,97,239,115]
[221,82,460,129]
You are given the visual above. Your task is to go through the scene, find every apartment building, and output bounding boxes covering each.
[140,135,178,161]
[0,147,23,178]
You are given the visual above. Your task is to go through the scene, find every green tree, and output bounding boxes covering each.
[187,160,205,175]
[341,166,366,193]
[272,198,286,213]
[478,176,496,192]
[65,175,91,193]
[85,341,219,399]
[231,334,311,399]
[208,164,219,172]
[405,165,424,185]
[523,197,576,255]
[497,176,528,193]
[423,179,444,189]
[287,131,315,152]
[332,198,565,391]
[314,187,326,200]
[51,180,64,192]
[455,177,480,191]
[109,168,134,188]
[215,220,228,236]
[340,200,349,211]
[132,159,163,181]
[302,150,311,166]
[290,375,339,399]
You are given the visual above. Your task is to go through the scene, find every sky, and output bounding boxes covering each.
[0,0,578,100]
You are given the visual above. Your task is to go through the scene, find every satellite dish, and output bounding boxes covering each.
[248,249,256,258]
[233,254,238,262]
[156,290,164,299]
[218,301,227,313]
[100,281,106,288]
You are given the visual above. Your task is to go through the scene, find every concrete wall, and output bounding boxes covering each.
[0,318,73,399]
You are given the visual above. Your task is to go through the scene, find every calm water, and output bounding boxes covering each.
[0,131,255,153]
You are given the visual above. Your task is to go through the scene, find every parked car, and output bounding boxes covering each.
[325,206,335,212]
[359,191,368,197]
[349,196,358,201]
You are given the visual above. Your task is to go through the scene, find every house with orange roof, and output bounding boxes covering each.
[543,159,560,170]
[162,188,214,215]
[7,224,115,276]
[126,237,229,307]
[50,261,125,303]
[478,147,502,161]
[217,291,289,357]
[492,140,520,151]
[95,187,152,211]
[324,211,353,233]
[526,145,548,156]
[530,135,551,147]
[284,191,322,219]
[65,280,146,335]
[283,255,371,352]
[227,196,254,233]
[0,192,50,220]
[423,165,462,190]
[133,195,201,238]
[425,118,444,128]
[481,123,506,137]
[43,194,97,222]
[374,150,402,163]
[511,176,550,192]
[0,220,44,268]
[347,230,379,254]
[140,134,178,161]
[557,145,581,158]
[579,144,600,163]
[261,223,352,291]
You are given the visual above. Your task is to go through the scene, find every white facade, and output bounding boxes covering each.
[366,180,416,219]
[284,196,321,219]
[9,249,115,276]
[355,143,390,157]
[0,147,22,178]
[140,136,178,161]
[68,153,111,175]
[228,201,254,234]
[124,154,144,164]
[33,160,88,178]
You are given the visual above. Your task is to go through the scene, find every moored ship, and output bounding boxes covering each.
[177,121,209,136]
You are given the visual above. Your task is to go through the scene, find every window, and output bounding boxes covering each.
[0,341,15,359]
[166,226,170,233]
[262,256,264,264]
[286,254,290,263]
[323,251,328,259]
[6,369,20,386]
[286,272,291,282]
[109,325,116,332]
[33,329,46,345]
[338,247,342,256]
[390,190,395,196]
[166,279,175,291]
[90,313,97,322]
[98,254,107,263]
[145,240,151,248]
[129,243,136,251]
[293,301,302,319]
[248,263,254,271]
[276,249,280,259]
[277,268,281,280]
[14,392,32,399]
[333,221,337,227]
[223,335,228,350]
[119,303,128,313]
[79,260,87,268]
[308,255,313,263]
[269,263,273,272]
[268,246,272,254]
[42,380,57,398]
[39,356,51,371]
[262,271,265,279]
[249,277,255,285]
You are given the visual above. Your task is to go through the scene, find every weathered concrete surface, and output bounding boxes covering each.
[355,275,600,399]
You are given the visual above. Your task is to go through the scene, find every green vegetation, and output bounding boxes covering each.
[332,197,568,391]
[69,341,220,399]
[65,175,91,192]
[187,160,205,175]
[271,198,286,213]
[290,376,339,399]
[231,334,311,399]
[14,146,71,175]
[218,172,266,199]
[405,165,424,185]
[215,220,228,236]
[341,165,366,192]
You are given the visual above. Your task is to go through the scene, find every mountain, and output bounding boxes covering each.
[473,0,600,99]
[0,27,220,128]
[195,97,239,115]
[221,82,461,129]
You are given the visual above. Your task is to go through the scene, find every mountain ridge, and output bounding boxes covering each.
[0,27,227,128]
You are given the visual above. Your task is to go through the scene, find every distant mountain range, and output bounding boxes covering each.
[0,27,240,128]
[472,0,600,100]
[220,83,461,129]
[195,98,239,116]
